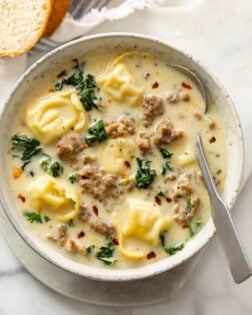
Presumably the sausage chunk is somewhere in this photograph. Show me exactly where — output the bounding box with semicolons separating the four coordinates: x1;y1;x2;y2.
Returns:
174;193;200;224
173;173;192;200
57;132;83;161
137;131;151;155
142;92;164;127
153;119;184;146
105;116;135;138
79;207;115;236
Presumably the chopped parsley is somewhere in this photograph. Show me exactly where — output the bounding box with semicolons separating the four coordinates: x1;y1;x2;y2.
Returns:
24;211;50;224
11;134;42;169
157;190;165;197
40;155;63;177
161;161;173;175
135;157;157;189
186;198;192;213
54;62;99;111
66;220;75;227
69;174;77;184
160;148;173;159
86;245;95;255
216;169;222;175
188;224;195;238
196;216;202;226
159;231;166;247
96;236;117;265
84;119;107;145
165;242;185;256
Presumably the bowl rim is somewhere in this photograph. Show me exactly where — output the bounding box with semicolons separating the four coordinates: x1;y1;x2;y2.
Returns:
0;32;245;282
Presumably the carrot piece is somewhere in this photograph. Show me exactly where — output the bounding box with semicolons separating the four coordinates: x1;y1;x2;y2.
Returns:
13;168;22;179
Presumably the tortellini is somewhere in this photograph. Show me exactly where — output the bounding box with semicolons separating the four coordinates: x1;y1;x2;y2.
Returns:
99;138;137;176
26;90;86;144
27;175;80;222
113;198;173;259
97;63;143;107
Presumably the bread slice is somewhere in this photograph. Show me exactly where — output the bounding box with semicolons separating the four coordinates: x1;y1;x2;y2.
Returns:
0;0;52;57
43;0;70;37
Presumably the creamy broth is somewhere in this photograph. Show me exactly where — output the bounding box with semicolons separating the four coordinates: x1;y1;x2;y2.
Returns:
7;51;227;269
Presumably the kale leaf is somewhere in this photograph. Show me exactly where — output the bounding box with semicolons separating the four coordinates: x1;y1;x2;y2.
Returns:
165;242;185;256
135;157;156;189
54;63;98;111
11;134;42;168
84;119;107;145
160;148;173;159
96;236;117;265
40;155;63;177
161;161;173;175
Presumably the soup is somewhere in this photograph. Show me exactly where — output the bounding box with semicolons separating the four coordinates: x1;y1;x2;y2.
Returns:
7;51;227;269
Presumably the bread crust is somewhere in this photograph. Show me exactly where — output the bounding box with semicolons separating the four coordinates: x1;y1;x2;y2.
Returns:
43;0;70;37
0;0;53;58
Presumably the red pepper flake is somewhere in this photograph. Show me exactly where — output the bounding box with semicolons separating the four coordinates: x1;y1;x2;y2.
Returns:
183;224;189;229
155;195;162;205
181;82;192;89
18;194;26;203
147;251;156;259
209;136;216;144
166;197;172;203
57;70;66;78
124;161;131;168
112;238;119;245
72;58;78;63
152;81;159;89
92;205;99;216
78;231;85;238
48;88;55;93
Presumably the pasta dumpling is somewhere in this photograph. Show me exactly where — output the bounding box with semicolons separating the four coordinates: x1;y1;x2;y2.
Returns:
99;138;137;176
97;63;143;107
113;198;173;259
27;175;80;222
26;90;86;144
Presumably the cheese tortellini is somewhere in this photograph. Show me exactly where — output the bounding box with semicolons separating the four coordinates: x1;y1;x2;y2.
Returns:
97;63;143;107
26;90;86;144
113;198;173;259
99;138;137;176
27;175;80;222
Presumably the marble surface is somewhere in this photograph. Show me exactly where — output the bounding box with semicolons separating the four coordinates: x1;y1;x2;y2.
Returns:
1;0;252;313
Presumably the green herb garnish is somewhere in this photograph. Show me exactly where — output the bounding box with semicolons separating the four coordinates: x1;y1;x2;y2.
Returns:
86;245;95;255
196;216;202;226
54;63;99;111
165;242;185;256
69;174;77;184
40;156;63;177
135;157;156;189
159;231;166;247
24;211;50;224
161;161;173;175
160;148;173;159
186;198;192;213
188;224;195;238
11;134;42;168
96;236;117;265
157;190;165;197
84;119;107;145
216;169;222;175
67;220;75;227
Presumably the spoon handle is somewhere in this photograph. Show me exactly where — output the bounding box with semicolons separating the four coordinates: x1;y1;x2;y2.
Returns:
195;134;251;283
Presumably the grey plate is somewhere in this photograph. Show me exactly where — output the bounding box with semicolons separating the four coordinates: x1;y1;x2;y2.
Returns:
0;204;200;307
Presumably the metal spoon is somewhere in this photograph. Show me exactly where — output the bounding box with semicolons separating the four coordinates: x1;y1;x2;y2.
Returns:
195;134;251;283
169;64;208;114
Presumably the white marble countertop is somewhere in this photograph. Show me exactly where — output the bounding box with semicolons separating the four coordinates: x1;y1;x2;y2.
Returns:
1;0;252;313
